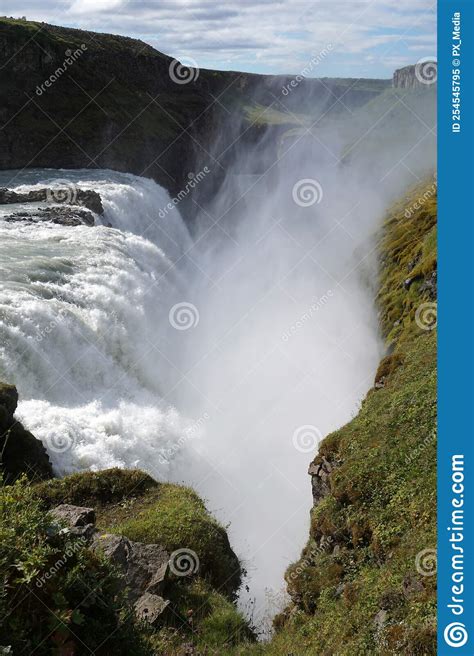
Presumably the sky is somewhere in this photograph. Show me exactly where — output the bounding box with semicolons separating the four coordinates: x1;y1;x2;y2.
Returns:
1;0;437;78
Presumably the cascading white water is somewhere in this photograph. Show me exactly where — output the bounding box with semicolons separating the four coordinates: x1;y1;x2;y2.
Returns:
0;160;388;629
0;170;197;475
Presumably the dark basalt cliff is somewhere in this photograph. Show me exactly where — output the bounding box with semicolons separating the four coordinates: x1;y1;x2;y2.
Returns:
0;18;389;198
393;62;437;89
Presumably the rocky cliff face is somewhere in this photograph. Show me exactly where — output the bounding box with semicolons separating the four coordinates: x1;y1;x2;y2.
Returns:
393;62;437;89
0;18;389;201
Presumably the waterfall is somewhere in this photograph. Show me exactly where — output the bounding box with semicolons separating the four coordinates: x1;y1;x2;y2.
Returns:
0;161;387;627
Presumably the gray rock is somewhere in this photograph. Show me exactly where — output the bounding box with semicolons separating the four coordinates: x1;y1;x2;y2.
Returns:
308;456;336;506
92;533;130;569
68;524;97;541
402;574;424;597
127;542;169;597
134;592;169;625
0;187;104;215
419;271;437;300
335;582;345;597
50;504;95;528
374;609;387;631
5;206;96;226
91;533;169;602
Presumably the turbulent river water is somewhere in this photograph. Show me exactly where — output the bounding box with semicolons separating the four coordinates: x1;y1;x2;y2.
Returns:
0;166;383;626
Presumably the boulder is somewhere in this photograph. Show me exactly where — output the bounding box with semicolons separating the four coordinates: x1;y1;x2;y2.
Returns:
91;533;169;602
0;382;52;482
50;504;96;527
134;592;169;626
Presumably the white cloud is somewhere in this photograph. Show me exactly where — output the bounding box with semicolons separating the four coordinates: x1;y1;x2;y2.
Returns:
2;0;437;76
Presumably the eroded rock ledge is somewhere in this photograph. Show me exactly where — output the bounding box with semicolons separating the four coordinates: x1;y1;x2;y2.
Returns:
50;503;171;625
0;186;104;226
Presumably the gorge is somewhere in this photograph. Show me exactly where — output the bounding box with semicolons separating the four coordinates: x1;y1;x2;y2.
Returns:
0;16;437;656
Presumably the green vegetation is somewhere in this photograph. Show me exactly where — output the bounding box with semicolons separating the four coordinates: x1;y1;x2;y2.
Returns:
35;468;242;599
35;467;157;508
109;484;242;597
0;476;149;655
147;579;253;654
30;468;252;653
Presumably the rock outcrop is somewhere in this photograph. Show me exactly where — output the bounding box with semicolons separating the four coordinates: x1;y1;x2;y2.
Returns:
0;185;104;225
49;502;171;625
0;382;52;482
0;187;104;214
308;455;337;506
393;62;437;89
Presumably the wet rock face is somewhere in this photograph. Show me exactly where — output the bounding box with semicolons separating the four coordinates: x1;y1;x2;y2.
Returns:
0;187;104;214
0;382;53;482
0;186;103;226
5;205;96;226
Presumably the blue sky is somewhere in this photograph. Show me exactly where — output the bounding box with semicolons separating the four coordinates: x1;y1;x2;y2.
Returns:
2;0;437;78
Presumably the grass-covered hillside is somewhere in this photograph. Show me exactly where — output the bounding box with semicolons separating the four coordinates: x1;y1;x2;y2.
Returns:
0;468;253;654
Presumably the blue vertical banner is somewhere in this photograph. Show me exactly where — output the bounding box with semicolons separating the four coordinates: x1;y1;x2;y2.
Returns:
438;0;474;653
